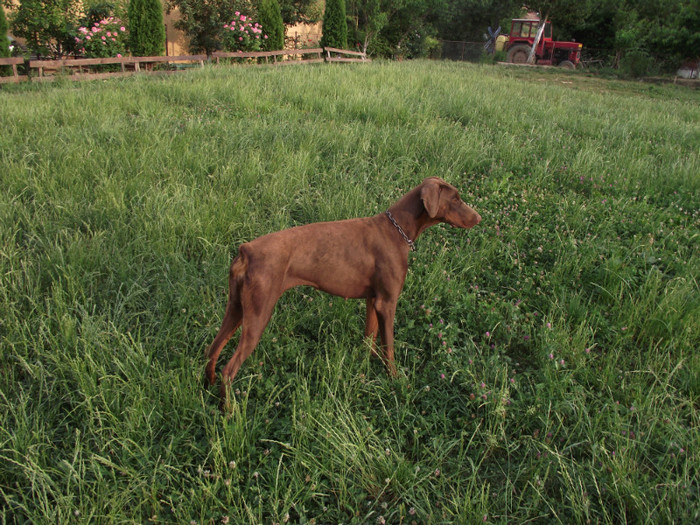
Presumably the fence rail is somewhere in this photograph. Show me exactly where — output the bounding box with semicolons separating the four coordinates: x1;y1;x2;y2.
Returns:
2;48;367;84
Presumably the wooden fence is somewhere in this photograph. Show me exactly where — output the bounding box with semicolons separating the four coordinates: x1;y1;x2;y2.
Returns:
0;47;368;84
324;47;371;63
212;48;324;65
28;55;207;82
0;57;27;84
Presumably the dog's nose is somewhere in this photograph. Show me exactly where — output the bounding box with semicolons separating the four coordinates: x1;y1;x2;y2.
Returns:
474;213;482;225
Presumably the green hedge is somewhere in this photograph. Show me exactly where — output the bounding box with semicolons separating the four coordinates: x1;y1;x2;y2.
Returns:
320;0;348;49
128;0;166;56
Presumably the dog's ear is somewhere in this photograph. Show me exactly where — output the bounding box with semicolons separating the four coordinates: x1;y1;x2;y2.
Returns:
420;180;441;218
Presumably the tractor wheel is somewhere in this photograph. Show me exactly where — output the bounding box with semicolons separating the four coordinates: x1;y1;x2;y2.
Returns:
506;44;531;64
559;60;576;69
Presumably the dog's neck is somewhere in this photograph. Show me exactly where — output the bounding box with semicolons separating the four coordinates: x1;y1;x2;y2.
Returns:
385;186;439;243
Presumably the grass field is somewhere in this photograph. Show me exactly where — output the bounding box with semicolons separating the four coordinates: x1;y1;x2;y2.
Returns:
1;61;699;524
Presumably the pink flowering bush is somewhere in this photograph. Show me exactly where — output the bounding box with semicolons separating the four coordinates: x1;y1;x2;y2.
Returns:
74;17;128;58
221;12;268;52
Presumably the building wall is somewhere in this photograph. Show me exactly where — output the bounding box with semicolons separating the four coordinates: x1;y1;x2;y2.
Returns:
286;21;322;49
164;8;188;56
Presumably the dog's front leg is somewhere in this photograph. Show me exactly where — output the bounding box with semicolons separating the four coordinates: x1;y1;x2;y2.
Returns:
364;297;381;358
374;296;399;377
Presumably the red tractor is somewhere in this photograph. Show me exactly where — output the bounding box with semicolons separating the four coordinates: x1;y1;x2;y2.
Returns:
496;19;582;69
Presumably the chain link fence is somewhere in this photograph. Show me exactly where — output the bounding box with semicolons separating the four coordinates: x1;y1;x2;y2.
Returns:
440;40;486;62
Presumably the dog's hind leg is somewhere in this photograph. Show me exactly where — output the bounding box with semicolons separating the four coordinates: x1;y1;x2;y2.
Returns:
219;274;282;405
205;257;244;386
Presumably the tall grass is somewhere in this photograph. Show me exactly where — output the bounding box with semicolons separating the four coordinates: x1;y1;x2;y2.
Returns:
1;61;698;523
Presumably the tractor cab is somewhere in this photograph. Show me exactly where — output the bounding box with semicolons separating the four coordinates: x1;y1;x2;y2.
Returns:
511;19;552;41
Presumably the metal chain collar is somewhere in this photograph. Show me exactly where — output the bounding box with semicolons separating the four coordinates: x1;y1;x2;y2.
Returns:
385;211;416;252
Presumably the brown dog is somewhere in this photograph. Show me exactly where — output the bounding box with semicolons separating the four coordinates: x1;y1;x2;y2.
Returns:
206;177;481;404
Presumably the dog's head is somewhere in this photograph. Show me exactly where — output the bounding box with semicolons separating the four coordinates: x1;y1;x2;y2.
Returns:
420;177;481;228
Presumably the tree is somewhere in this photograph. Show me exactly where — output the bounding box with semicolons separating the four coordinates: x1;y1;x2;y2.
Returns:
661;0;700;57
370;0;446;58
1;5;10;58
258;0;284;50
128;0;165;56
524;0;596;32
435;0;519;42
83;2;123;27
10;0;81;57
347;0;387;52
278;0;322;26
320;0;348;49
616;0;700;58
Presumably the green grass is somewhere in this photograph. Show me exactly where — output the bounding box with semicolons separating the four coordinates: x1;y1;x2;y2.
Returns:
1;61;699;524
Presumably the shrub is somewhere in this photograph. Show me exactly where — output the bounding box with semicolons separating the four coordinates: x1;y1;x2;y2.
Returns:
404;27;440;59
619;48;657;78
167;0;257;55
128;0;165;56
258;0;284;51
221;12;267;52
10;0;81;57
74;17;128;58
424;35;441;58
320;0;348;49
